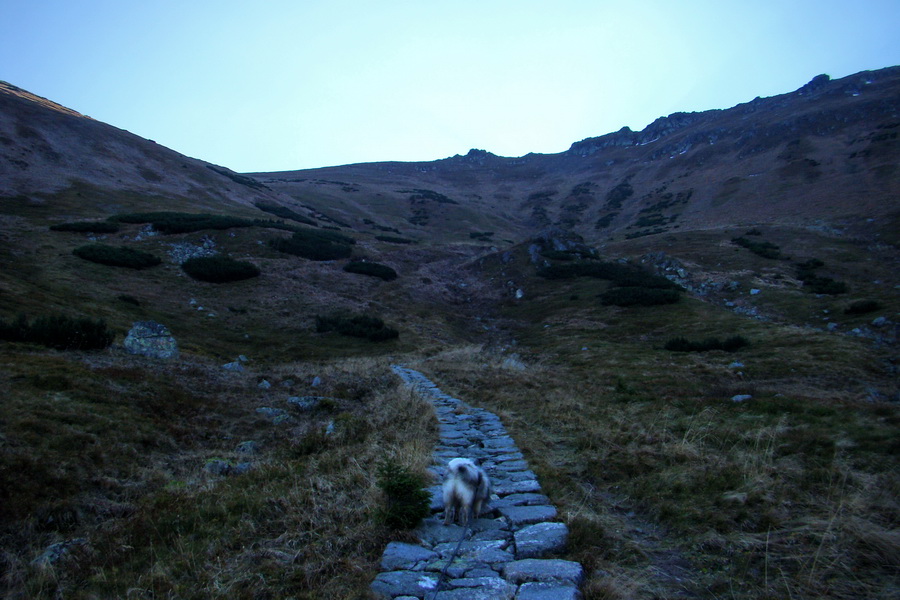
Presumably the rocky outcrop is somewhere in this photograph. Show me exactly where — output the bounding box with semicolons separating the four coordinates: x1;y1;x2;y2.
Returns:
122;321;179;359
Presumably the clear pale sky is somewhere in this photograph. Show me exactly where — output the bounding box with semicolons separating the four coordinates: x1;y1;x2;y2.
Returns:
2;1;899;172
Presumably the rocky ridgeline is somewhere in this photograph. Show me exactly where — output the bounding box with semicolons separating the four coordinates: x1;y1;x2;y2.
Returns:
371;366;583;600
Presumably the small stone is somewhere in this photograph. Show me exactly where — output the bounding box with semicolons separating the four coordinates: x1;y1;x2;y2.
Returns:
204;459;232;476
515;522;568;558
872;317;887;327
238;354;249;362
371;570;439;599
311;375;322;387
222;361;244;372
750;288;761;295
499;504;557;526
731;394;753;403
516;582;582;600
257;379;272;389
235;441;259;454
502;559;584;585
380;542;438;571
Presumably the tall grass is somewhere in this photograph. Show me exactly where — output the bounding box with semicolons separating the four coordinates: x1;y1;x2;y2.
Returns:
415;344;900;599
0;353;436;599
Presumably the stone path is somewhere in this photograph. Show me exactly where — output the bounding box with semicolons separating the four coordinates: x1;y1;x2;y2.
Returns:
371;366;584;600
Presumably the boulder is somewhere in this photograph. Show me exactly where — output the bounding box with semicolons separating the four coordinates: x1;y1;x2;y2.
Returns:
123;321;178;359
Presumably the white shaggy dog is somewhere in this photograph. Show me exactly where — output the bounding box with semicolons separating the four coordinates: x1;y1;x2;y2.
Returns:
442;457;491;526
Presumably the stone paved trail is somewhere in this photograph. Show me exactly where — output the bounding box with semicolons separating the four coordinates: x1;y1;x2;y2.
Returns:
371;366;584;600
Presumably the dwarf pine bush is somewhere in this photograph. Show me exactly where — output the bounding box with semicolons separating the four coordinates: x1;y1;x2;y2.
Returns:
51;221;120;233
844;300;881;315
181;256;260;283
600;287;681;307
343;261;398;281
664;335;749;352
269;228;355;261
315;314;399;342
376;459;431;529
0;314;114;350
73;244;162;269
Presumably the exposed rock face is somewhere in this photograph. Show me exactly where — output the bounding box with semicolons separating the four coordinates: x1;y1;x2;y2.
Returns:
123;321;179;359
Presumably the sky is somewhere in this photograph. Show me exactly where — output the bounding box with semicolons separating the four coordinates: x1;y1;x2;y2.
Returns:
2;1;899;173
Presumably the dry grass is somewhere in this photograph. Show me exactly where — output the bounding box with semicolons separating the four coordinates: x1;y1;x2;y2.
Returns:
415;341;900;600
0;349;436;599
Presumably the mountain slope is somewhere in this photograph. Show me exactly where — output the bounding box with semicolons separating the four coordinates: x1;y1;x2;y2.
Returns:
252;67;900;245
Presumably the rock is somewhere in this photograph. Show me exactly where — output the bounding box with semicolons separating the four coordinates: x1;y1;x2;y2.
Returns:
750;288;761;295
731;394;753;403
236;441;259;454
32;538;87;567
371;570;439;599
439;577;517;599
380;542;438;571
231;462;254;475
502;559;584;585
222;361;244;372
728;361;745;369
123;321;179;359
514;522;568;558
498;505;557;526
238;354;249;362
204;459;232;476
516;582;582;600
721;491;748;505
258;379;272;389
311;375;322;387
872;316;888;327
501;355;527;371
256;407;290;424
287;396;323;411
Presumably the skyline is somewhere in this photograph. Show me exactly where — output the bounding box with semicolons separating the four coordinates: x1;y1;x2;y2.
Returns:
2;1;900;173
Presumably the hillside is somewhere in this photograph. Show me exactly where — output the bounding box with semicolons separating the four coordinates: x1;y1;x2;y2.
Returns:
252;68;900;246
0;69;898;599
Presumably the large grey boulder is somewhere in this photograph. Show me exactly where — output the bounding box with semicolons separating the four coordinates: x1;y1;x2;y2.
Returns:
123;321;179;359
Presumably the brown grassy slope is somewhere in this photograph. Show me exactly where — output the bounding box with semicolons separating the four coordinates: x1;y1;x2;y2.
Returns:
251;67;900;246
415;304;899;599
0;350;437;599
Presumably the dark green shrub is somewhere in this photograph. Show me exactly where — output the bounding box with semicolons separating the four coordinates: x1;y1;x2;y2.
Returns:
50;221;120;233
111;211;299;234
845;300;881;315
732;237;781;259
803;277;848;295
665;336;749;352
181;256;260;283
539;261;681;290
315;314;399;342
470;231;494;241
343;261;398;281
399;189;458;204
795;259;848;295
254;202;317;226
0;314;114;350
375;235;415;244
600;287;680;307
541;250;577;261
269;228;355;261
376;459;431;529
73;244;162;269
118;295;141;306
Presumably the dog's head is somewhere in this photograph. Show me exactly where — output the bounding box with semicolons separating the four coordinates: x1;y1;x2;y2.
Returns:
448;457;478;479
